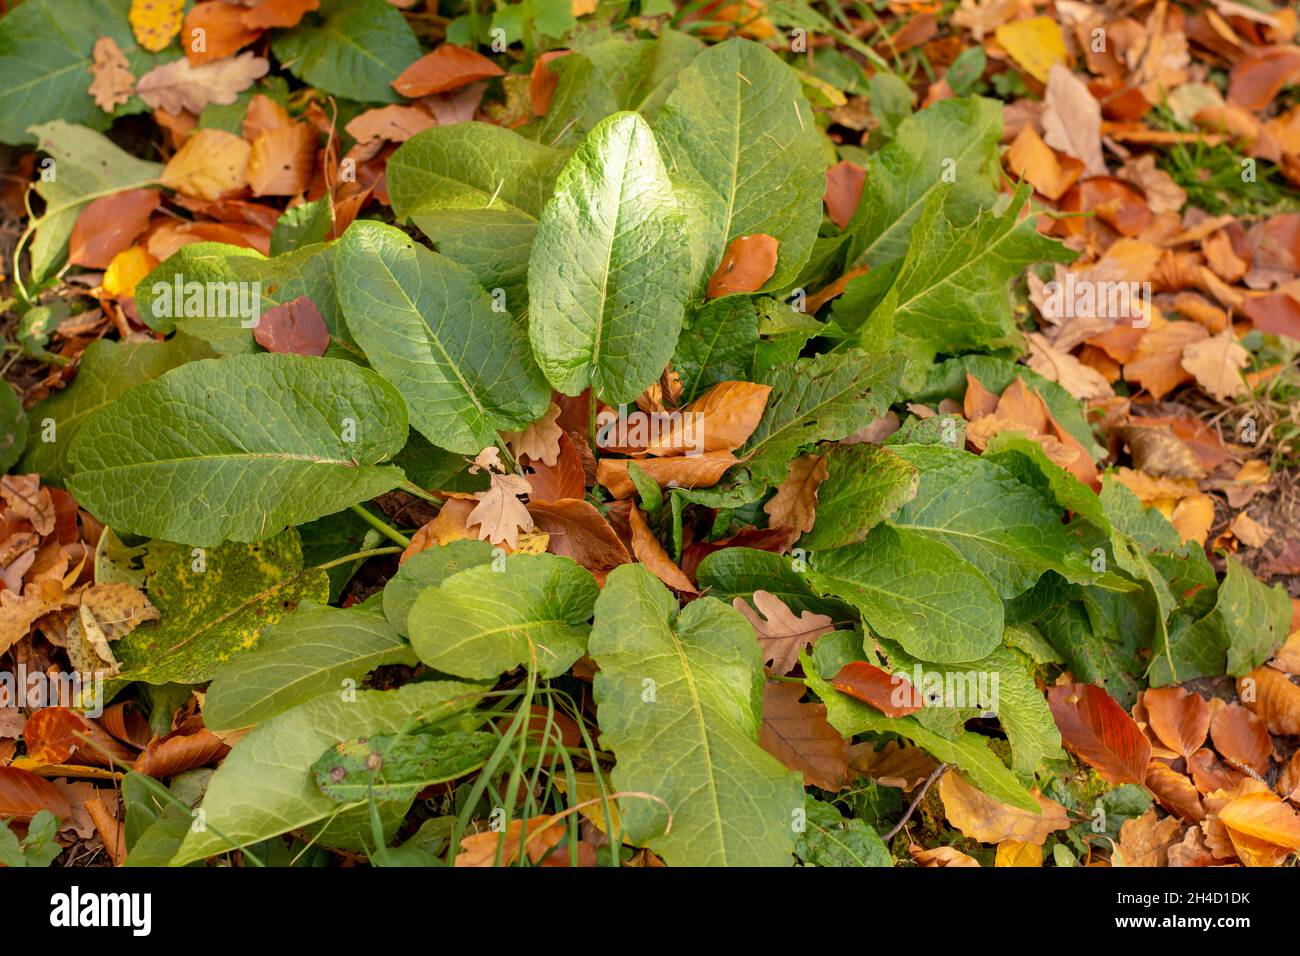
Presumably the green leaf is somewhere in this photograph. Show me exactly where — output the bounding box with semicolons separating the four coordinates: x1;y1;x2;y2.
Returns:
800;444;918;550
694;547;853;620
388;123;565;305
672;297;759;403
743;349;902;486
845;96;1002;268
205;604;416;731
110;530;329;686
654;38;825;293
20;336;213;485
887;443;1096;598
409;553;598;679
803;648;1037;811
270;198;332;256
0;384;27;474
67;353;407;546
312;730;497;802
381;539;494;637
336;220;549;454
297;508;377;601
806;523;1003;663
984;431;1109;535
25;121;162;282
271;0;419;103
174;681;484;865
795;797;892;867
588;564;803;866
528;111;690;404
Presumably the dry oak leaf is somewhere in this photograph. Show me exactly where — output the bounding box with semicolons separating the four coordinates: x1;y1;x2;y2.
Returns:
759;681;849;791
242;0;319;29
939;770;1069;846
1240;667;1300;736
1025;332;1113;400
1218;791;1300;853
994;840;1042;867
1166;825;1218;867
1180;330;1250;402
526;498;630;579
392;44;505;98
254;295;329;356
0;474;56;536
183;1;262;64
247;123;317;197
733;590;834;677
1115;809;1184;866
1041;63;1106;176
1211;702;1273;776
1141;686;1209;758
455;815;564;867
763;453;828;536
628;505;695;593
136;52;269;116
467;472;534;550
596;451;737;499
130;0;185;52
88;36;135;112
161;128;251;201
71;582;160;678
345;104;437;144
1048;682;1151;786
502;403;563;467
69;188;160;269
1124;321;1210;399
706;234;779;300
824;160;866;230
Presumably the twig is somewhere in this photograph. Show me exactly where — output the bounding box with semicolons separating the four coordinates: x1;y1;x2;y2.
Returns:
882;763;948;842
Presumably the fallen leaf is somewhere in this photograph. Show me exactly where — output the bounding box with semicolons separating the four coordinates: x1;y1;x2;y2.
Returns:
522;432;586;502
759;681;848;790
1048;682;1151;786
1189;747;1246;795
847;739;938;791
1240;667;1300;735
1230;512;1272;549
1025;332;1113;399
1180;330;1250;401
253;295;329;356
995;840;1043;866
939;770;1069;845
1228;46;1300;111
242;0;319;29
1210;702;1273;776
69;188;160;269
84;796;126;865
596;451;737;499
763;453;827;536
88;37;135;112
392;44;505;98
246;123;317;197
160;127;251;200
1003;125;1082;201
502;403;563;467
1142;686;1209;758
183;1;262;64
734;590;834;676
401;499;477;561
133;729;229;777
130;0;184;52
1041;63;1106;175
824;160;866;229
1145;760;1205;823
910;844;980;867
995;16;1066;83
467;473;534;550
1218;790;1300;852
0;766;71;822
1117;425;1204;479
1115;808;1183;866
706;234;779;299
1;475;56;535
628;505;695;593
455;814;564;866
1125;321;1210;399
136;52;269;115
829;660;924;718
1170;493;1214;546
345;104;437;144
526;498;630;578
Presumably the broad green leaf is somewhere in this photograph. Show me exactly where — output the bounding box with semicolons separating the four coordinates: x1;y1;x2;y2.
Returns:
806;523;1003;663
1100;479;1180;551
845;96;1002;268
887;443;1096;598
271;0;419;103
655;38;825;293
388;123;565;305
110;531;329;686
336;220;549;453
67;353;407;546
25;121;162;282
795;797;891;867
528;111;690;404
270;197;331;256
204;604;416;731
694;547;853;620
984;431;1109;535
799;444;918;550
312;731;497;802
20;336;214;485
123;770;211;867
803;648;1037;811
742;349;902;486
0;383;27;474
672;297;759;403
174;681;484;865
588;564;803;866
382;539;494;637
408;553;597;679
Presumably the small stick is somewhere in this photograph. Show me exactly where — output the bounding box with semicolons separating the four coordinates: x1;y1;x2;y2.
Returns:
882;763;949;842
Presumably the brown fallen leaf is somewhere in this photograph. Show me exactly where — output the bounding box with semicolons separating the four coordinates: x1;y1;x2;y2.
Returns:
160;128;251;200
1;474;57;535
1115;809;1184;866
939;770;1069;846
1025;332;1113;400
1229;512;1272;549
136;51;269;115
829;660;925;718
522;432;586;502
733;590;834;677
345;104;437;144
824;160;866;230
1041;63;1106;176
467;472;534;550
246;122;317;197
1141;686;1209;758
1240;667;1300;736
628;505;695;593
88;36;135;112
1003;125;1083;201
1047;682;1151;786
392;44;505;98
401;498;478;561
183;0;262;64
85;796;126;866
1166;825;1218;867
847;739;938;791
1145;760;1206;823
910;844;980;867
134;729;229;778
1117;425;1205;479
526;498;630;578
1125;321;1210;399
763;453;827;536
1181;330;1250;401
455;814;564;867
1218;790;1300;853
502;403;563;467
253;295;329;356
68;188;161;269
1210;702;1273;775
0;766;71;822
596;451;737;499
22;708;137;768
759;681;849;790
705;234;779;300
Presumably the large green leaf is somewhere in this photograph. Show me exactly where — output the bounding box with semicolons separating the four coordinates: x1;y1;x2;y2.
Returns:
654;37;825;293
312;731;497;802
20;336;214;485
336;220;549;454
527;111;690;404
887;443;1096;599
694;547;853;620
111;531;329;686
795;797;892;867
67;353;406;546
25;121;162;282
408;553;598;680
805;523;1003;663
845;96;1002;268
271;0;419;103
173;681;483;865
204;604;416;731
388;123;565;305
671;297;759;402
381;539;494;637
742;349;901;486
800;444;918;551
588;564;803;866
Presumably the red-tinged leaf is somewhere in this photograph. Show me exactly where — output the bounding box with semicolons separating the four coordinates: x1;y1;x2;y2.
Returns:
133;729;230;778
1187;747;1246;795
1046;682;1151;786
527;497;630;579
1141;686;1209;758
68;188;160;268
392;44;504;98
705;234;779;299
830;660;922;717
530;49;570;116
0;766;71;822
1241;294;1300;340
241;0;319;29
253;295;329;356
824;160;866;230
22;708;138;768
183;0;262;64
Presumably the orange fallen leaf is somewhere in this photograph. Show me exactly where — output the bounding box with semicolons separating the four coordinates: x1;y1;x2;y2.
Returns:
392;44;505;98
939;770;1069;845
161;127;251;200
628;505;695;593
526;498;630;578
824;160;866;229
69;188;160;269
102;246;159;299
1141;686;1209;758
455;814;565;867
829;660;922;717
763;453;827;536
705;234;779;299
183;0;262;64
246;123;317;197
1218;790;1300;852
241;0;319;29
1240;667;1300;736
596;451;737;499
1048;682;1151;786
759;681;848;790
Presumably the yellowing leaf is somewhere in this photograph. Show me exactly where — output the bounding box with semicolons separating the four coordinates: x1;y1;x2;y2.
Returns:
938;769;1069;845
102;246;159;298
1181;330;1250;401
130;0;185;53
160;128;251;200
995;839;1043;867
995;16;1066;84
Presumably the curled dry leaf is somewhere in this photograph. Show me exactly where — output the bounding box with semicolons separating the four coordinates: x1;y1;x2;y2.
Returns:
136;52;269;116
596;451;737;499
763;453;828;536
161;128;252;201
1218;791;1300;853
1240;667;1300;736
706;234;779;300
759;681;849;791
1003;125;1083;201
88;37;135;112
1141;686;1209;758
133;729;230;778
733;590;834;677
0;766;71;822
829;660;922;718
1170;493;1214;547
526;498;630;578
502;403;563;467
1144;760;1205;823
1047;682;1151;786
455;814;564;867
1025;332;1113;400
84;796;126;866
939;770;1069;846
627;505;695;593
1124;321;1210;400
69;188;161;269
1188;747;1246;796
393;44;505;98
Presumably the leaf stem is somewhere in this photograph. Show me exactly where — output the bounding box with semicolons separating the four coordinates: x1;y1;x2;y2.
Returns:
347;504;411;548
399;480;443;506
314;546;403;571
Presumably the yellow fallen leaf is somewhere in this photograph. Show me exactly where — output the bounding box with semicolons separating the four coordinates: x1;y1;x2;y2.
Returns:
102;246;159;299
1170;494;1215;546
160;128;250;200
939;770;1069;845
130;0;184;53
995;839;1043;867
995;16;1066;83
